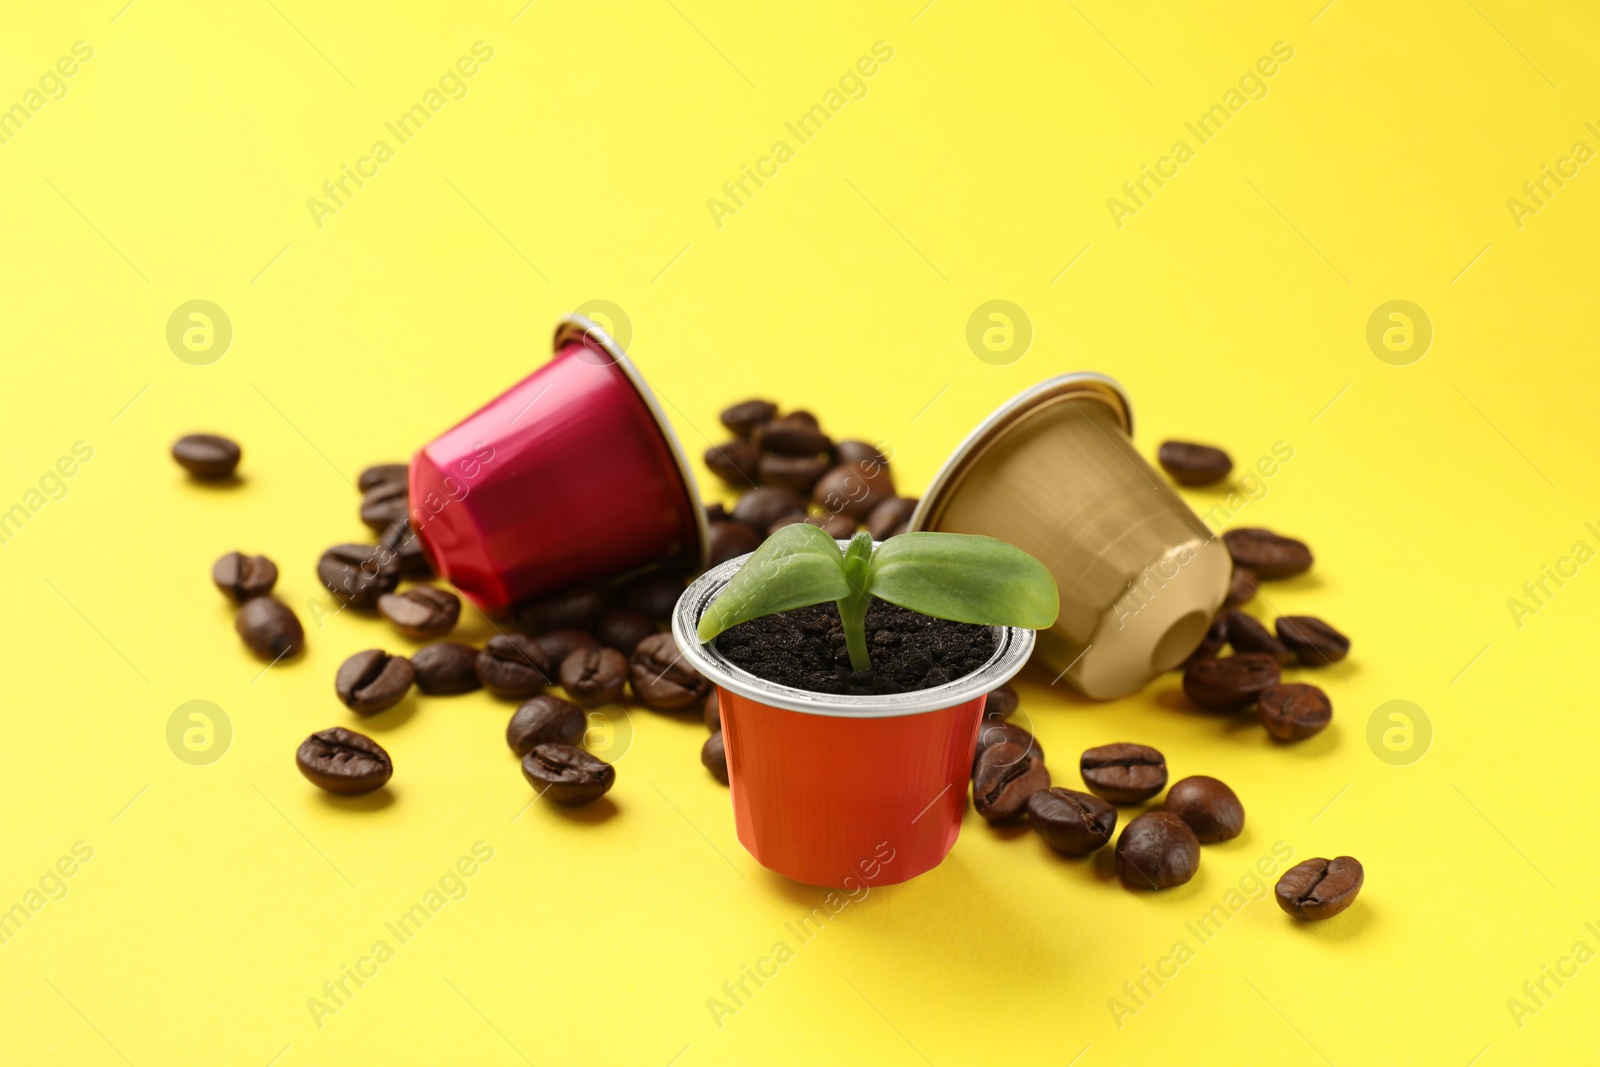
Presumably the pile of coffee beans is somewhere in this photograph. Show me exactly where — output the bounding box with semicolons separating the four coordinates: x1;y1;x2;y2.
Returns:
703;398;919;566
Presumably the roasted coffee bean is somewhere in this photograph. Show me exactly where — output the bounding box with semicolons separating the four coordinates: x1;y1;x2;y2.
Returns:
705;440;761;486
834;440;887;468
358;463;408;491
212;551;277;603
380;519;433;579
730;487;808;532
1163;776;1244;843
1224;610;1294;665
1182;653;1280;712
720;398;778;437
594;608;657;655
705;501;729;524
475;634;553;698
561;647;628;706
533;628;600;665
972;741;1051;822
709;520;763;567
521;743;614;805
172;433;241;479
618;571;686;620
703;689;721;732
1116;811;1200;889
865;497;917;540
317;543;400;609
410;642;482;694
973;721;1043;771
377;586;460;641
1222;528;1313;579
296;727;392;795
755;415;832;456
702;730;729;784
1080;743;1168;804
984;683;1019;720
759;452;831;492
235;597;304;660
1182;612;1229;668
629;632;711;709
1276;615;1350;666
812;461;895;520
513;586;607;634
1157;440;1232;486
334;649;415;714
359;479;409;531
1259;682;1332;741
1275;856;1364;920
785;410;820;428
1225;566;1258;607
505;694;586;755
1028;788;1117;856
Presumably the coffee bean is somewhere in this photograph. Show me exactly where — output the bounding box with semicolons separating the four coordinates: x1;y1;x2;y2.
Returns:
703;689;721;732
595;608;657;655
784;410;820;428
972;742;1051;822
235;597;304;660
1163;776;1244;843
1182;654;1280;712
1157;441;1232;486
704;501;728;524
317;543;400;609
730;487;808;532
1275;856;1363;920
358;463;408;492
720;399;778;437
758;452;831;493
705;440;761;486
1222;528;1313;579
334;649;415;714
521;743;614;805
1276;615;1350;666
865;497;917;540
296;727;392;795
1182;612;1229;668
380;519;433;579
1259;682;1332;741
512;586;607;633
629;632;710;709
709;520;762;567
618;571;686;620
561;647;628;706
1225;566;1258;607
1028;787;1117;855
475;634;553;699
377;586;460;641
1080;743;1167;804
1225;610;1293;665
212;551;277;603
533;628;600;665
834;440;886;468
755;415;832;456
410;642;482;694
172;433;241;479
1116;811;1200;889
505;694;586;755
360;479;409;531
702;730;729;785
973;720;1043;772
812;461;894;520
984;683;1019;720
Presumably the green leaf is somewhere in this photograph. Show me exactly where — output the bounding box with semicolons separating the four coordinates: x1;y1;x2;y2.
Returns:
866;532;1059;629
695;522;851;641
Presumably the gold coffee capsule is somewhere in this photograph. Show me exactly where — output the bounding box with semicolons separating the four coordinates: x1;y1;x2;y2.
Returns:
911;374;1229;699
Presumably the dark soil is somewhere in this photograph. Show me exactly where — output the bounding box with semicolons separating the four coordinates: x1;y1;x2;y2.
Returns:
713;599;998;696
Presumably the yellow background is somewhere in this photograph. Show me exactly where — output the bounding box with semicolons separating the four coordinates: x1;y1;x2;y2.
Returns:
3;1;1597;1063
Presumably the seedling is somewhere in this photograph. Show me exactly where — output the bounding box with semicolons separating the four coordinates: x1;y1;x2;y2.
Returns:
697;526;1059;671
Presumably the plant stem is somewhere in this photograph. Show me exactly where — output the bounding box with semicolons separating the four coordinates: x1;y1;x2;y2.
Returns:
838;531;874;671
